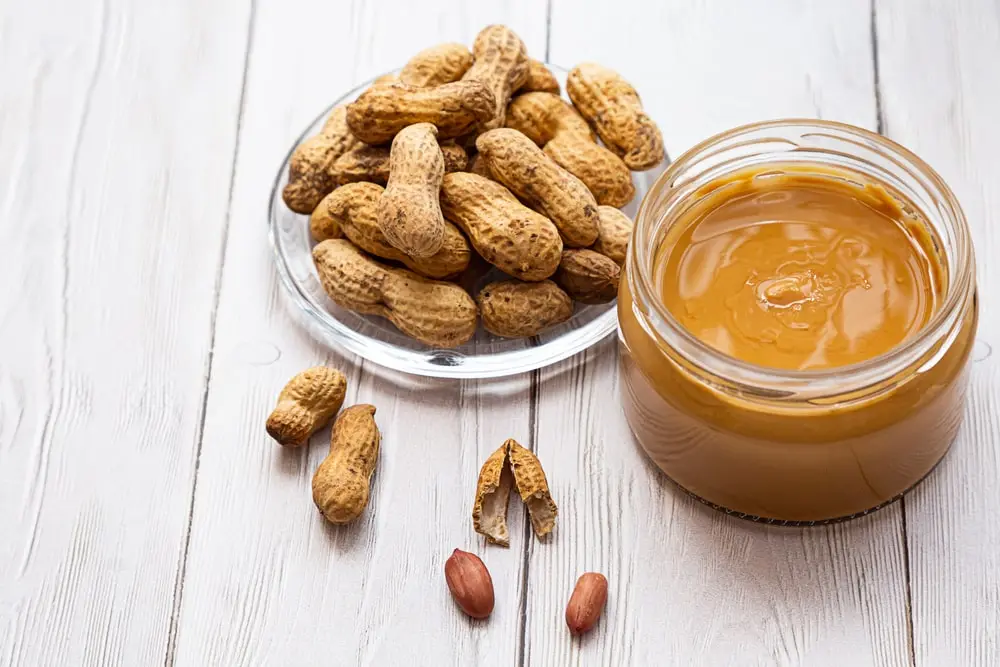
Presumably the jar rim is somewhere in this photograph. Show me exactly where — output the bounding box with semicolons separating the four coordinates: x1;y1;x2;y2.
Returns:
628;118;976;393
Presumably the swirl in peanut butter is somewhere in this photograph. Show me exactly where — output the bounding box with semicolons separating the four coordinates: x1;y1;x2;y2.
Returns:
657;168;942;370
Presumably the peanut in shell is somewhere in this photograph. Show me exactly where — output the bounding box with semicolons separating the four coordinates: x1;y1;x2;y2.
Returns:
378;123;447;258
440;172;563;281
315;183;470;279
566;63;665;170
313;239;478;348
477;280;573;338
476;128;599;248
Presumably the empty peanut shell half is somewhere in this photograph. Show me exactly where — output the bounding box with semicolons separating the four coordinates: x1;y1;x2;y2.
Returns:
473;438;557;544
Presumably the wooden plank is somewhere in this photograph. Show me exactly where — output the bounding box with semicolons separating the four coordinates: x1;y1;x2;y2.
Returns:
0;0;251;665
875;1;1000;664
169;2;548;665
523;2;913;665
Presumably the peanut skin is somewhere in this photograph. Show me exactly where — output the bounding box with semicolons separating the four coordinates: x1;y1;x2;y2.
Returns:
379;123;447;258
566;63;665;170
507;92;634;207
265;366;347;447
566;573;609;636
346;79;496;144
331;142;467;186
399;42;474;87
440;172;563;281
283;105;361;214
555;248;621;304
592;206;633;265
314;182;470;279
445;549;495;619
517;59;560;95
476;128;599;248
313;239;478;347
477;280;573;338
312;404;380;524
462;25;529;131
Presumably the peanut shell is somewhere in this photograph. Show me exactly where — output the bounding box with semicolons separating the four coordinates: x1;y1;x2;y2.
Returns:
440;172;563;281
544;134;635;208
316;182;470;279
507;93;633;207
517;59;560;94
507;438;558;538
313;239;478;348
283;105;361;213
472;443;515;546
592;206;633;265
346;80;496;145
399;42;474;87
378;123;447;258
477;280;573;338
473;438;558;544
265;366;347;447
506;92;592;145
476;128;599;248
462;25;529;131
312;404;380;524
331;142;467;186
566;63;665;170
465;152;494;180
555;248;621;304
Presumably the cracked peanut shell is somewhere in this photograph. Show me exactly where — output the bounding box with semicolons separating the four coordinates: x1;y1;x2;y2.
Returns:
566;63;665;170
477;280;573;338
313;239;478;348
472;443;515;546
314;182;470;279
473;438;558;544
440;172;563;281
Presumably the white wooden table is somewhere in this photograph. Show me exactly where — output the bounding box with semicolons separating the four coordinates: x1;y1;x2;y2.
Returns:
2;1;998;665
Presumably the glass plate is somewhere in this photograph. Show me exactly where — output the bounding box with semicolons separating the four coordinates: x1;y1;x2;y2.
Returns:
268;65;666;379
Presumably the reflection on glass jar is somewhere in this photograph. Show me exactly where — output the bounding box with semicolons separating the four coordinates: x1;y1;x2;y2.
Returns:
619;120;977;523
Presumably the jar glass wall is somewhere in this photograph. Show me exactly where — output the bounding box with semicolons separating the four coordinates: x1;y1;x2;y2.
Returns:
618;119;978;523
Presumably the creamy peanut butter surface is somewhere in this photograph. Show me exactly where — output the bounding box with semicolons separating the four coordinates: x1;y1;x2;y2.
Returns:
658;168;942;370
619;164;975;522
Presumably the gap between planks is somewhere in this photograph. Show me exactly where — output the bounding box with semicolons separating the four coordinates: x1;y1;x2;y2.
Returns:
162;2;259;665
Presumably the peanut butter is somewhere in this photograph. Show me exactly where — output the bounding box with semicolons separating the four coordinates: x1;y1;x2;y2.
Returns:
658;167;943;370
619;161;977;522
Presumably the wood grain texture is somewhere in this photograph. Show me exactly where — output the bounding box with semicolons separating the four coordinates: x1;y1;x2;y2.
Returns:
0;0;251;665
523;2;912;665
876;1;1000;664
169;2;547;665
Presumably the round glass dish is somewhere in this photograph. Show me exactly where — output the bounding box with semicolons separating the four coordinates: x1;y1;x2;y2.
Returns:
270;65;666;379
619;119;977;524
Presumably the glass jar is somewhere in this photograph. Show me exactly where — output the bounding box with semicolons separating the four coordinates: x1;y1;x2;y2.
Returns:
618;119;978;524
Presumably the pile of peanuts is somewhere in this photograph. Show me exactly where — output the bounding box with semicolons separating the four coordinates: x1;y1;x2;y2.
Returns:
283;25;664;348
